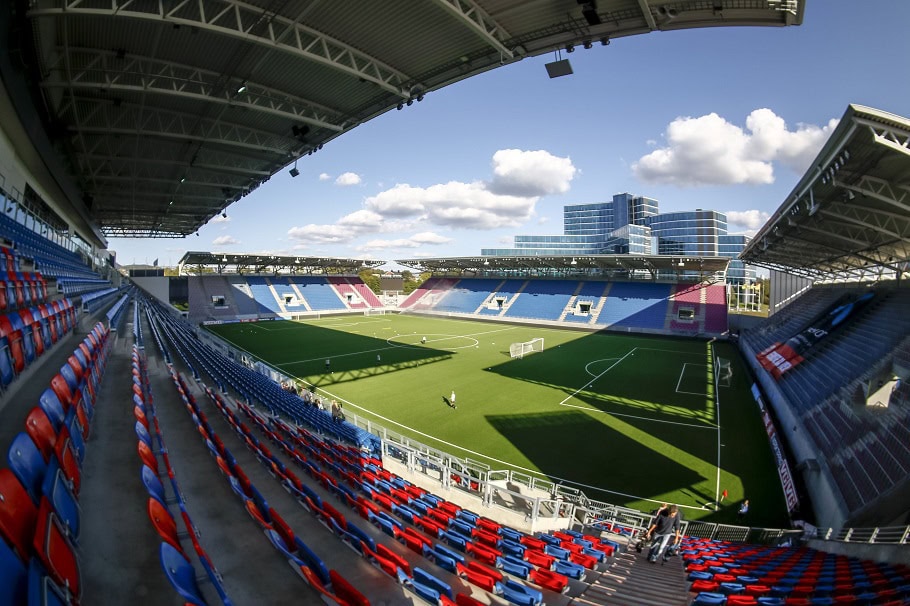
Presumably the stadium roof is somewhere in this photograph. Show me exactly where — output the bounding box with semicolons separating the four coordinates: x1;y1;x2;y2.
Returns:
396;254;729;277
8;0;803;239
177;251;382;274
740;105;910;281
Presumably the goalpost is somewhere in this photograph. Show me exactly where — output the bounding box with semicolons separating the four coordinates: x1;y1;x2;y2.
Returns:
715;357;733;387
364;308;387;316
510;337;544;359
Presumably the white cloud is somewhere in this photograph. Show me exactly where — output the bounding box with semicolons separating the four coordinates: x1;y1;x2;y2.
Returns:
319;173;331;181
538;216;550;224
487;149;576;197
727;210;770;235
357;231;454;252
210;214;231;223
633;109;837;186
335;172;362;186
290;149;576;244
212;235;239;246
365;180;542;230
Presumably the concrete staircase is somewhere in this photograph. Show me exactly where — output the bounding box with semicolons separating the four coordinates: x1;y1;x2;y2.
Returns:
573;541;689;606
588;283;613;325
473;279;507;314
497;280;528;316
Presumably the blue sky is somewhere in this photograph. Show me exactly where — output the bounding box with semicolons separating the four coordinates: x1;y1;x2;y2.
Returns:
108;1;910;268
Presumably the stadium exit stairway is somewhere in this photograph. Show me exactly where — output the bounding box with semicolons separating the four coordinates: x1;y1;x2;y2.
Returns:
571;539;689;606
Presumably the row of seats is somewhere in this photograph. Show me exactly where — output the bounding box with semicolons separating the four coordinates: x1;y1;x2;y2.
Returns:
0;300;77;389
401;277;728;334
81;287;120;313
2;271;49;310
0;213;100;283
225;392;597;604
145;298;377;452
140;292;632;605
0;321;112;605
185;375;374;605
216;389;551;605
684;536;910;605
131;346;234;605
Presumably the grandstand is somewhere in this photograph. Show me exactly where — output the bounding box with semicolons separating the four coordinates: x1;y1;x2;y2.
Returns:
4;2;910;606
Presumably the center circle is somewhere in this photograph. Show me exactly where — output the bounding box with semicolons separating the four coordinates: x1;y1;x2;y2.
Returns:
585;358;620;377
387;333;479;351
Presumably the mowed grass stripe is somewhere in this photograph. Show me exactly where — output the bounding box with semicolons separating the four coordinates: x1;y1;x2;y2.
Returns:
206;314;789;526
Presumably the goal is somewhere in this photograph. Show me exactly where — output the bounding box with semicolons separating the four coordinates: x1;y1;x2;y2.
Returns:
715;357;733;387
364;308;387;316
510;338;544;359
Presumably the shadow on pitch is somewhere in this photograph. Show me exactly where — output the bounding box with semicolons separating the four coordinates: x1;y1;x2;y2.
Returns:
485;409;705;503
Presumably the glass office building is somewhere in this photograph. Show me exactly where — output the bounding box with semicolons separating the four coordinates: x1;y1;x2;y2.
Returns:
481;193;756;284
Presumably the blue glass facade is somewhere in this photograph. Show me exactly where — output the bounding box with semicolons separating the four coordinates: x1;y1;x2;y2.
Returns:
480;193;755;284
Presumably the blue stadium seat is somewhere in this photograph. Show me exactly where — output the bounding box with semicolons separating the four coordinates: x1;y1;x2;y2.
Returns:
27;558;71;606
0;537;27;605
413;568;454;600
502;579;543;606
159;542;208;605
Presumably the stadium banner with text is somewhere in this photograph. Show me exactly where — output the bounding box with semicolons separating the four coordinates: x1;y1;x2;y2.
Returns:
202;317;278;326
751;384;800;514
756;291;875;379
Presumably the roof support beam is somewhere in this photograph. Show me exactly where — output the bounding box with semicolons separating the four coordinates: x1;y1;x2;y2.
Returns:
857;117;910;159
431;0;514;59
57;100;294;155
42;49;345;131
28;0;411;96
835;175;910;215
636;0;658;30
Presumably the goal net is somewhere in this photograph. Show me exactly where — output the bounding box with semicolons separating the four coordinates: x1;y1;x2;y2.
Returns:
364;308;387;316
715;357;733;387
510;338;544;359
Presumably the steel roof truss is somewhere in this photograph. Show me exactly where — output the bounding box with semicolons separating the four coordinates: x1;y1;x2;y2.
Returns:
820;203;910;246
836;175;910;215
47;49;344;131
29;0;411;96
859;117;910;159
431;0;514;59
62;101;293;155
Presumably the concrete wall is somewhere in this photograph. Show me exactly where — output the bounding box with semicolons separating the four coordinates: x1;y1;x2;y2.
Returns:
132;277;170;305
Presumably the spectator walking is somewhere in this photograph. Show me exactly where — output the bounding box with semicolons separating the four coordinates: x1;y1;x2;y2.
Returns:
645;504;682;563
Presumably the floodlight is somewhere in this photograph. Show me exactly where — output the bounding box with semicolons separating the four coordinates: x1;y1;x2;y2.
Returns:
583;40;592;50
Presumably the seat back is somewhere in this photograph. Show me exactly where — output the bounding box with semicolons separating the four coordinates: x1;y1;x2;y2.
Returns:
27;559;73;606
0;336;15;386
141;465;168;506
0;537;27;605
32;507;81;599
159;542;206;606
328;570;370;606
7;432;48;505
41;473;80;541
147;498;182;555
25;407;59;462
137;441;158;472
0;468;39;561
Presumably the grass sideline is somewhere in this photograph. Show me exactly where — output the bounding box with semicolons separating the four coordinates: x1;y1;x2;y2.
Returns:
206;314;788;525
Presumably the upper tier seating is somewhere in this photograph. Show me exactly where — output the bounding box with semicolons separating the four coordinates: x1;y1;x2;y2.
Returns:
289;277;347;311
477;279;525;316
434;279;497;314
505;280;578;321
598;282;671;330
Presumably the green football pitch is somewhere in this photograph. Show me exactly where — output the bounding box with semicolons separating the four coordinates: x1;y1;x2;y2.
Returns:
205;314;788;526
